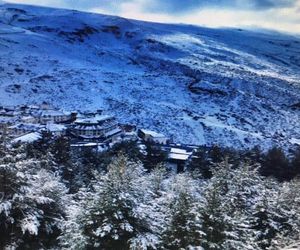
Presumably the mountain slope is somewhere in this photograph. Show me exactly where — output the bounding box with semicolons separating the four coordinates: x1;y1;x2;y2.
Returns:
0;3;300;149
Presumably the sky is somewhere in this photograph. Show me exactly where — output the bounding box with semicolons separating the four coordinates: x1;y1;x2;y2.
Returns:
4;0;300;33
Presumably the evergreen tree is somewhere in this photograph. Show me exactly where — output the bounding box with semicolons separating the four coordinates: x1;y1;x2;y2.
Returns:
260;147;290;181
188;147;212;179
291;147;300;177
25;130;53;158
50;136;71;165
68;148;107;192
148;164;168;196
162;174;202;249
0;126;9;153
61;154;158;250
0;145;68;249
143;141;167;171
268;178;300;249
209;145;224;164
200;161;262;250
242;145;263;165
199;165;233;250
110;141;144;162
250;183;295;249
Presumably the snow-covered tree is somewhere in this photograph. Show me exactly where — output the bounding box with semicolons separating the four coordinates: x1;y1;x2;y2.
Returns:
199;161;264;250
162;173;203;250
201;160;298;250
148;164;168;197
0;145;68;249
60;154;159;250
199;165;234;250
267;178;300;249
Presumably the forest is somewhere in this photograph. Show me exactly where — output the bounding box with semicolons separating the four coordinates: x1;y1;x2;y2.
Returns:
1;132;300;250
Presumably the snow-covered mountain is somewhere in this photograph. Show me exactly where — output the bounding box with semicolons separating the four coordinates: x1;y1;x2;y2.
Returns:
0;3;300;149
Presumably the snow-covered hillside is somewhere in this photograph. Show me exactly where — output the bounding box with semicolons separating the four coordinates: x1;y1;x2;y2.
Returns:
0;3;300;149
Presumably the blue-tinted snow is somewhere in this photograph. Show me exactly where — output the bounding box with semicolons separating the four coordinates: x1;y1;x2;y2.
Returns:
0;3;299;149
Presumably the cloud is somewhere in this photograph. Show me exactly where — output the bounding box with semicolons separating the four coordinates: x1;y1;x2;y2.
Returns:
5;0;298;13
62;0;119;10
4;0;300;33
142;0;298;14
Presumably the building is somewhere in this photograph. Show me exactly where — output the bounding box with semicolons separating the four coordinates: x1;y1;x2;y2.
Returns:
138;129;169;145
12;132;41;144
166;147;194;173
44;123;67;136
8;123;43;137
0;107;16;117
0;116;16;131
120;124;138;141
21;115;38;124
39;110;73;124
70;142;109;153
70;114;122;142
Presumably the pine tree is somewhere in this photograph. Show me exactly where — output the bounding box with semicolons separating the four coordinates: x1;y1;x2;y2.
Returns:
26;130;53;158
291;147;300;177
199;167;232;250
188;147;212;179
260;147;290;181
143;141;167;171
268;178;300;249
50;136;71;165
162;174;202;249
209;145;224;164
200;161;262;250
243;145;263;165
250;183;294;249
0;145;68;249
61;154;158;250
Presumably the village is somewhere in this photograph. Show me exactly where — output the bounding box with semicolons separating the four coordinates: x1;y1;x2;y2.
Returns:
0;103;199;173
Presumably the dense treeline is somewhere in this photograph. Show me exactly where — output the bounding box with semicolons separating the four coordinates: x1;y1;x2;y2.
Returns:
1;134;300;249
190;145;300;181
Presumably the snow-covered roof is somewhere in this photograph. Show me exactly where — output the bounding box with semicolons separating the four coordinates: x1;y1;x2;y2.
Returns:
140;129;166;138
168;153;190;161
12;132;41;143
170;148;190;155
124;131;137;136
40;109;71;117
45;123;67;132
3;106;15;111
21;115;35;119
71;142;98;147
75;114;113;124
21;116;36;121
9;123;43;130
168;147;193;161
27;105;40;109
104;127;122;137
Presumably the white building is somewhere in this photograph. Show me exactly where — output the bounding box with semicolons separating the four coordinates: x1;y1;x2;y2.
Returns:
70;114;122;141
39;110;72;124
138;129;169;145
44;123;67;136
167;147;194;173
